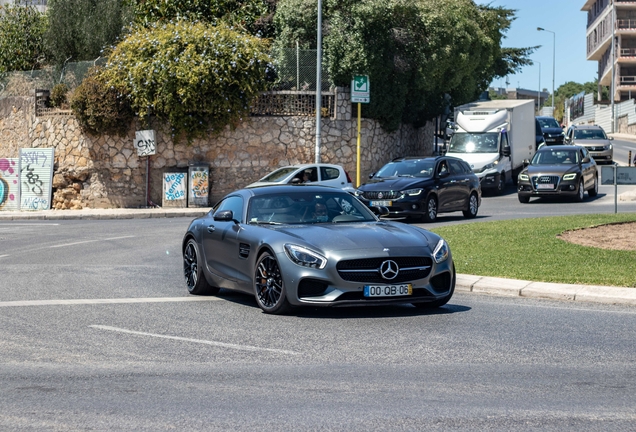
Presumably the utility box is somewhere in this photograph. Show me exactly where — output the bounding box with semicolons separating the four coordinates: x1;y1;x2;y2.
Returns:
188;163;210;207
162;172;187;208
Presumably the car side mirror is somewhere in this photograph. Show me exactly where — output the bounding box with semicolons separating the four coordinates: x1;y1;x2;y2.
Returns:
371;206;390;216
523;159;530;167
609;136;614;140
368;172;375;179
502;146;511;157
564;137;570;143
582;157;591;164
438;171;450;178
290;178;301;184
214;210;239;224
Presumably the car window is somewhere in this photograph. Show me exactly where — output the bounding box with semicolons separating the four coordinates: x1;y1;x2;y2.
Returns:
535;120;543;135
320;167;340;181
260;167;297;182
573;128;607;140
374;160;435;178
214;195;244;222
447;159;464;175
437;160;449;176
537;117;560;129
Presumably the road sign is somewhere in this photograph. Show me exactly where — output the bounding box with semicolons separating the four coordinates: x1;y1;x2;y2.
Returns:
351;75;370;103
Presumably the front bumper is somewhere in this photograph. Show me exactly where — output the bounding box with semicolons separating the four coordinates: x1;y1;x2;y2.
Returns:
517;177;580;197
276;249;455;307
478;171;502;190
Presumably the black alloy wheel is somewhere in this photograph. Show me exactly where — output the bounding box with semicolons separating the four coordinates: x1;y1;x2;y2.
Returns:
423;195;438;223
183;239;219;295
462;193;479;218
254;251;291;314
495;174;505;195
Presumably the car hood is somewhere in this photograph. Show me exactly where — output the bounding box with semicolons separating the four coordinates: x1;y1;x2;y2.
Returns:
542;127;564;136
358;177;430;191
273;221;439;253
526;164;577;175
573;139;609;146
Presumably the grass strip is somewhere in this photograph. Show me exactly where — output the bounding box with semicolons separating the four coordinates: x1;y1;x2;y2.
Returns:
430;213;636;288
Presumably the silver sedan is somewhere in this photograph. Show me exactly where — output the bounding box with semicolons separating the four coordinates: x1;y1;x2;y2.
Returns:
182;185;455;314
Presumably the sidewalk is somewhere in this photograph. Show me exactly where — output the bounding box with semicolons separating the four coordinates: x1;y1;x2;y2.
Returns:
1;207;634;307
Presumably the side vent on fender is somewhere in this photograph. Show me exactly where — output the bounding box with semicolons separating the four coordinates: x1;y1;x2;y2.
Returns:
239;243;250;259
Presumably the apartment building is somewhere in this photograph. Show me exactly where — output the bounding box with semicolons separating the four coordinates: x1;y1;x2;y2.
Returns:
0;0;47;12
584;0;636;101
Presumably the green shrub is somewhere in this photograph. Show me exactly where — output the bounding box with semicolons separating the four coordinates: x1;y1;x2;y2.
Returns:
99;20;271;142
70;67;134;136
0;4;48;74
49;83;69;108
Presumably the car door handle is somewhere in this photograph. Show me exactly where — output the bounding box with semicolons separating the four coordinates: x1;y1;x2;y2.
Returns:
207;225;215;233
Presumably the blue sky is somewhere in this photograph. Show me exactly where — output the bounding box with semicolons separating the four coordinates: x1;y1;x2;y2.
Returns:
477;0;597;92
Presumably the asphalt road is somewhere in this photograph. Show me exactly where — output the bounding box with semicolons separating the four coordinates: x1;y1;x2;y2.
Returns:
1;218;635;430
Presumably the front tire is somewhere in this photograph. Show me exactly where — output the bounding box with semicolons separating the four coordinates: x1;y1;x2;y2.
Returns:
254;251;291;314
588;175;598;197
422;195;438;223
462;193;479;218
574;179;585;202
495;174;505;195
183;239;220;295
518;194;530;203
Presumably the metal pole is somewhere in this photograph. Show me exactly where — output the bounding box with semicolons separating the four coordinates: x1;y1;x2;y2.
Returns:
614;165;617;214
537;61;541;114
537;28;555;113
296;41;299;91
356;103;361;187
611;2;616;133
315;0;322;164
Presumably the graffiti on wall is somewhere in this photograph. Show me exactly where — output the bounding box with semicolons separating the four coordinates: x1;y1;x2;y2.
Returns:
19;148;54;211
163;172;186;201
189;166;209;206
0;158;20;211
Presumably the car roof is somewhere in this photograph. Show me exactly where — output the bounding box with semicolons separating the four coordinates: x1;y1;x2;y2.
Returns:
537;145;581;152
389;156;458;163
239;184;348;197
570;124;603;130
275;163;343;170
536;116;557;120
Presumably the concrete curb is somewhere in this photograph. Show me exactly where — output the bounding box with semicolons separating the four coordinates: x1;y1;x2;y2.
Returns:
456;274;636;306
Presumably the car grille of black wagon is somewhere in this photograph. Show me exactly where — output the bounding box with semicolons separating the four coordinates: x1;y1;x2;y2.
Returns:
336;257;432;284
361;190;402;200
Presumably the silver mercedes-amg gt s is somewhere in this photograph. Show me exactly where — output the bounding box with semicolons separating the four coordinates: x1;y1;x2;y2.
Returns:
182;185;455;314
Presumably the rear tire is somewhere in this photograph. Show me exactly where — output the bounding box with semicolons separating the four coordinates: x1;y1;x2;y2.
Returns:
422;195;438;223
462;193;479;218
183;239;220;295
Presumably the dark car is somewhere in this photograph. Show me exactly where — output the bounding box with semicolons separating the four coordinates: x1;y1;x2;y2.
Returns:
537;116;565;145
535;118;546;150
182;185;456;314
354;156;481;222
517;145;598;203
564;124;613;164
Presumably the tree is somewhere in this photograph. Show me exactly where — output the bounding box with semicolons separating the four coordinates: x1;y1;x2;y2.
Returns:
274;0;535;131
130;0;278;38
96;20;272;141
549;80;607;123
0;4;48;74
45;0;133;66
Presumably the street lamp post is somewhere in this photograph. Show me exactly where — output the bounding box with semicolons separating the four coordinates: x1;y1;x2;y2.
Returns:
537;27;555;113
537;61;541;114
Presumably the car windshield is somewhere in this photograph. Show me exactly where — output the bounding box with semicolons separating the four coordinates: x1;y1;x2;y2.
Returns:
531;149;579;165
573;129;607;140
247;191;376;224
259;167;298;182
538;117;560;129
448;132;499;153
374;160;435;178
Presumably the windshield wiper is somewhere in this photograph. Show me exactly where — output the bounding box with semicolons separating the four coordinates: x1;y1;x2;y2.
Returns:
248;220;281;225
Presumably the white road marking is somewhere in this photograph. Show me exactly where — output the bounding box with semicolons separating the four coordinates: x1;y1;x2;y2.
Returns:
90;325;300;355
0;296;221;307
0;254;9;259
50;235;135;248
0;223;60;226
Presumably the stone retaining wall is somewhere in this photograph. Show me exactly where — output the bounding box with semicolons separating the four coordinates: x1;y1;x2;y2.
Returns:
0;91;434;209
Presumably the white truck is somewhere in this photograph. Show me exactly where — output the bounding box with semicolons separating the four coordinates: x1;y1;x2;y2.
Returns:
445;99;535;194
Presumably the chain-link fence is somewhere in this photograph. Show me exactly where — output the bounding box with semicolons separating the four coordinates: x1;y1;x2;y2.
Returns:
0;59;105;100
270;48;332;91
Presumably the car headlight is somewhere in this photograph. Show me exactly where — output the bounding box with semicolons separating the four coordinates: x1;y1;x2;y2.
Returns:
354;190;363;197
519;173;529;181
401;188;423;197
284;244;327;269
481;162;496;171
433;239;449;264
607;144;612;150
563;173;577;181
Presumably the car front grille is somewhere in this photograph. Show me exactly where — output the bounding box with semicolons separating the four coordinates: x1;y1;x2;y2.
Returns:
337;256;432;283
531;175;560;191
588;146;606;152
360;190;401;200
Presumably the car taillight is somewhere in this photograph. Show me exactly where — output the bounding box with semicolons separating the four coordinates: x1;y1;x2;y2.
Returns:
345;171;353;183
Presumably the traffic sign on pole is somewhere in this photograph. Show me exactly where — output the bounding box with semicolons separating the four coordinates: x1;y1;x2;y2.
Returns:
351;75;370;103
